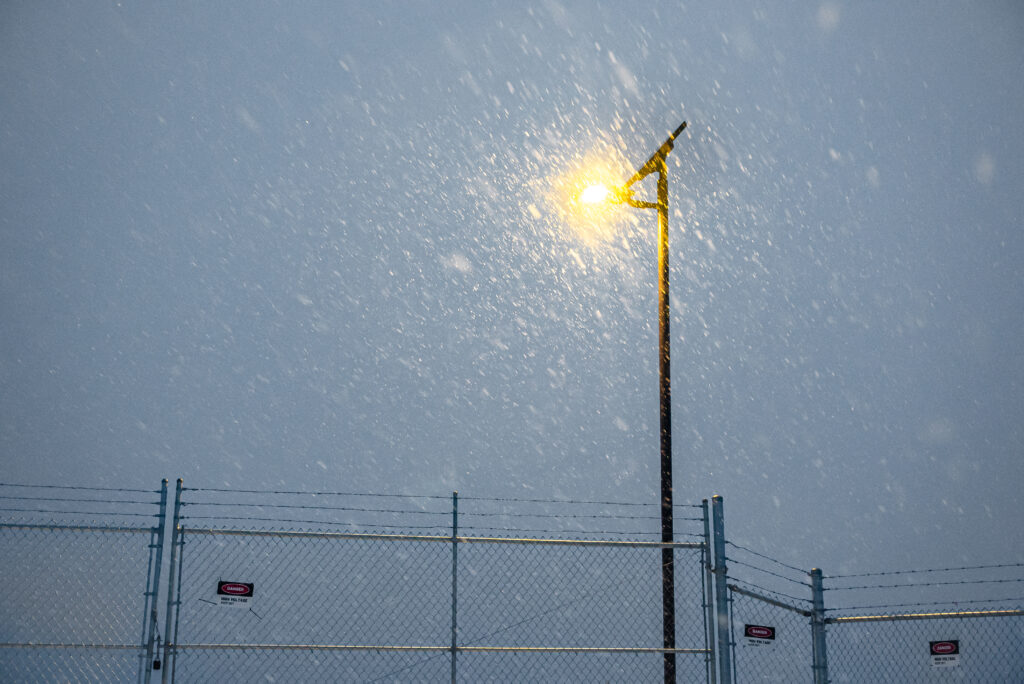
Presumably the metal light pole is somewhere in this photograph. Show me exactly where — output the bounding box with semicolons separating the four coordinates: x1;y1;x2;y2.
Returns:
585;121;687;682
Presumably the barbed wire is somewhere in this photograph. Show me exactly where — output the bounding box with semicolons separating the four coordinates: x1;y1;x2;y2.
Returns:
0;507;158;517
181;500;703;525
176;516;706;540
726;556;812;589
178;515;450;531
825;596;1024;613
184;486;450;499
183;501;451;516
825;561;1024;580
0;482;156;493
461;510;696;521
827;577;1024;591
726;540;808;576
461;526;706;539
461;494;703;508
0;494;159;506
184;487;705;511
729;576;811;605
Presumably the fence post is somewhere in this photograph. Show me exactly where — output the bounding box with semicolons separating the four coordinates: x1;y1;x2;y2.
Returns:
810;568;829;684
712;495;732;684
450;491;459;684
161;479;183;684
143;479;168;684
702;499;717;684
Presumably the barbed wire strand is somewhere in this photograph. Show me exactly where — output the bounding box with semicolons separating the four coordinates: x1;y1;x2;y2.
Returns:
183;501;451;516
462;495;703;509
827;577;1024;591
826;561;1024;580
186;486;704;510
0;482;156;494
826;596;1024;613
0;507;157;517
464;526;706;539
0;494;158;506
729;576;811;605
726;540;808;576
178;516;705;540
727;556;812;589
184;486;450;499
462;511;675;521
179;515;449;531
183;500;704;525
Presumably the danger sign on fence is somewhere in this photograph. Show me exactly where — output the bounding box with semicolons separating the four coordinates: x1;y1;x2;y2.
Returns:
743;623;776;647
216;581;255;607
929;640;960;668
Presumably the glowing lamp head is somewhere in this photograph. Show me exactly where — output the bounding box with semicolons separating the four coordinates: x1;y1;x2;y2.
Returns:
579;183;613;204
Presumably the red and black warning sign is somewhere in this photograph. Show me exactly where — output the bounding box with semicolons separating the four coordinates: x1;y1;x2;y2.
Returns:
216;581;255;607
743;624;776;647
930;640;960;668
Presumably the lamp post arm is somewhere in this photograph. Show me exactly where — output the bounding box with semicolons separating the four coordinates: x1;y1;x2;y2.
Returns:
625;121;687;188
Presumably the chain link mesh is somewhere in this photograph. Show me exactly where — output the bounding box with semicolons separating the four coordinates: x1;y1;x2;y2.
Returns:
12;484;1016;682
0;524;158;683
456;650;696;682
169;529;451;680
728;587;814;683
166;528;710;681
825;610;1024;683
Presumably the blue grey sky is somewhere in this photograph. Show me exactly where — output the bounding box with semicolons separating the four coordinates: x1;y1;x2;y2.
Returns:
2;1;1022;576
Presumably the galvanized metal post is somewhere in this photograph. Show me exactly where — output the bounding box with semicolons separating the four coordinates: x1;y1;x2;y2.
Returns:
810;568;829;684
712;495;732;684
161;479;183;684
702;499;717;684
450;491;458;684
143;479;168;684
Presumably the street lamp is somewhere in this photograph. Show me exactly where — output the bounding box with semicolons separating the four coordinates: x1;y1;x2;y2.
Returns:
579;120;687;683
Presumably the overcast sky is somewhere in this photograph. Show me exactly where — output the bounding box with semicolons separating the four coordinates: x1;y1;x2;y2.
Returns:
2;1;1022;577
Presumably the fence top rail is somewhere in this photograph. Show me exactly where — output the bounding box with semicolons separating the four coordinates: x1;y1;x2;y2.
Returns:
178;526;704;548
170;643;709;654
0;642;141;650
728;583;813;617
457;535;704;549
0;522;155;534
826;608;1024;624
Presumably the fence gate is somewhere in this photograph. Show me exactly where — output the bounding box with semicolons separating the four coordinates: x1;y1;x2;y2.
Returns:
726;583;814;683
161;485;715;682
0;481;168;683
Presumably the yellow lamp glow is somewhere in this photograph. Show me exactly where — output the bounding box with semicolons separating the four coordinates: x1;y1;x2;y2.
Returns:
579;183;612;204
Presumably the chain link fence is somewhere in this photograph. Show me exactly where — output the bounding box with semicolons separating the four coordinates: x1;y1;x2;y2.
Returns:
0;483;167;683
824;609;1024;683
164;530;711;681
152;484;715;681
726;585;813;683
2;482;1021;683
167;529;453;681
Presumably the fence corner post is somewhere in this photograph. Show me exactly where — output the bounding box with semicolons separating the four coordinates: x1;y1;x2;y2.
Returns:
810;568;829;684
702;499;717;684
143;479;169;684
711;495;732;684
450;491;458;684
161;478;183;684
